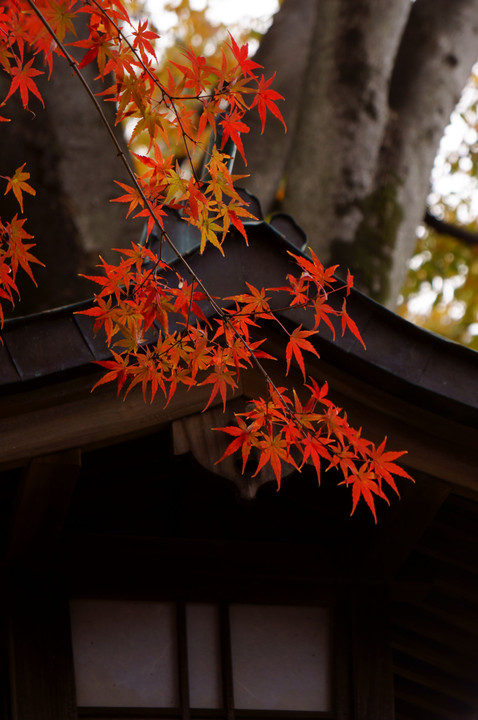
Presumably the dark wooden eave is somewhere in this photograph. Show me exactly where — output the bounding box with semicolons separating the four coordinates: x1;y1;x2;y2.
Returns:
0;208;477;492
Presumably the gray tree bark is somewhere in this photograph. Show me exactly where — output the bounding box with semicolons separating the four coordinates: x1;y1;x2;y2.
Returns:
239;0;478;307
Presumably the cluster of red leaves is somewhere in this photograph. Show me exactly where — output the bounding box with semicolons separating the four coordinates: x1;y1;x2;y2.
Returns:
81;243;412;522
0;0;412;519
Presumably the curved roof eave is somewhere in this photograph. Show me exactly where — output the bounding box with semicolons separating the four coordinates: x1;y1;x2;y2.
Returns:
1;212;477;419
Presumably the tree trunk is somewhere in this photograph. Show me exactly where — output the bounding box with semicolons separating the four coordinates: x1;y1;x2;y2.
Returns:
239;0;478;307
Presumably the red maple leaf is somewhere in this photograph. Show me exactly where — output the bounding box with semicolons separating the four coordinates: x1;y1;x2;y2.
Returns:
200;348;238;410
220;110;249;164
132;19;158;63
227;33;262;78
214;416;254;473
340;465;389;523
92;350;130;394
285;326;320;379
250;73;286;133
368;437;413;494
4;56;44;109
300;434;333;483
341;298;366;349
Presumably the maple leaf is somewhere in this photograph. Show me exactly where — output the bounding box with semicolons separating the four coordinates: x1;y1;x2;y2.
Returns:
198;214;224;255
92;350;130;395
113;242;161;273
170;280;209;325
132;19;158;64
141;284;173;332
285;326;320;379
300;434;333;483
288;249;339;293
368;437;414;494
280;272;310;307
312;295;337;336
291;389;323;429
250;73;286;133
253;432;298;489
305;377;333;408
111;181;144;217
220;110;249;164
2;163;36;213
219;201;256;243
227;33;262;78
214;415;254;473
327;445;359;480
200;348;238;410
228;283;272;318
171;48;219;95
123;348;167;402
340;465;389;523
319;405;348;445
4;56;44;109
43;0;77;42
5;215;43;283
0;257;18;309
341;298;366;349
72;30;113;73
78;296;115;342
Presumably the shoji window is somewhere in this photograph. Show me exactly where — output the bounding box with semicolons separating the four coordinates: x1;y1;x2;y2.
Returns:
70;599;332;718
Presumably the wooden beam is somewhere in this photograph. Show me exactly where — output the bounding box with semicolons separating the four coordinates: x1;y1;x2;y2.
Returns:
0;371;235;469
6;449;81;567
350;583;395;720
8;573;78;720
172;400;294;499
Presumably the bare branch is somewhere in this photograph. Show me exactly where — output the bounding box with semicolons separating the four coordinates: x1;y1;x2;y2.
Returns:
424;211;478;246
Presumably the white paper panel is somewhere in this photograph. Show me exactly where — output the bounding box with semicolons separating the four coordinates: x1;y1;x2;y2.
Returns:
70;599;178;707
229;604;330;711
186;603;222;708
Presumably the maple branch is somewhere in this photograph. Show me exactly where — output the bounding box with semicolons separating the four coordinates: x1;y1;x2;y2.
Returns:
23;0;292;412
20;4;370;485
23;1;208;297
424;210;478;246
0;0;412;517
86;0;201;184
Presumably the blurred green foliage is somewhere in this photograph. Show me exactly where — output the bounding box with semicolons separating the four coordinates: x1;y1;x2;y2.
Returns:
398;71;478;350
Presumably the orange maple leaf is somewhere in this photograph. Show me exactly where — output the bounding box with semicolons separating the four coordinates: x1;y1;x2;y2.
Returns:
253;433;298;489
2;163;36;213
5;214;43;283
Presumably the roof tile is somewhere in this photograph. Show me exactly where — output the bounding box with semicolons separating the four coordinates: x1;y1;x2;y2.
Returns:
3;313;93;381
